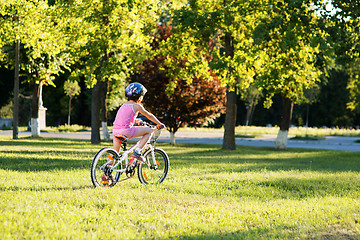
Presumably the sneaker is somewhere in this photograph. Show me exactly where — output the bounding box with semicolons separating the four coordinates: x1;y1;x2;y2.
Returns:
131;151;146;163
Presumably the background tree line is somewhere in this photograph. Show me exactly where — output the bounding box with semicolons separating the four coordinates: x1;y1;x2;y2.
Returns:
0;0;359;149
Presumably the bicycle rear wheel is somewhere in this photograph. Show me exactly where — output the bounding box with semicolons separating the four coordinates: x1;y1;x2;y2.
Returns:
91;147;123;188
138;148;169;184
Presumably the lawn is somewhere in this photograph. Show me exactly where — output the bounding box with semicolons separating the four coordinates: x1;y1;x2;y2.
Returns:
0;137;360;239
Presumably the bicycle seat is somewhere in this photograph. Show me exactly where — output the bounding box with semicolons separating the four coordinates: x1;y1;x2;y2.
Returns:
115;134;128;143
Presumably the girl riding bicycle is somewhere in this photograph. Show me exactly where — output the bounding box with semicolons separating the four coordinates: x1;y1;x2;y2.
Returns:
112;82;165;167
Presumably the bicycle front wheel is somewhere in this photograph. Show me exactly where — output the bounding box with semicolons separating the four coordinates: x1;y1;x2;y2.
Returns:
91;147;123;188
138;148;169;184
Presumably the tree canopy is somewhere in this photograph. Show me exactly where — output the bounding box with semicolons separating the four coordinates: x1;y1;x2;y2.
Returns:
0;0;359;147
133;23;226;143
0;0;73;136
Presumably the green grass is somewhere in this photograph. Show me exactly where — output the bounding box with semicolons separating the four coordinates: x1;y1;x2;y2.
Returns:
42;124;89;133
1;137;360;239
3;125;360;139
235;133;257;138
183;125;360;138
291;135;326;141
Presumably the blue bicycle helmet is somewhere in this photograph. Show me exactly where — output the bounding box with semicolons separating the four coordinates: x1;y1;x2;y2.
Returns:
125;82;147;100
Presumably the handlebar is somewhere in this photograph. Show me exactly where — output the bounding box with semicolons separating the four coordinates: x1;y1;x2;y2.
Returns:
136;119;165;130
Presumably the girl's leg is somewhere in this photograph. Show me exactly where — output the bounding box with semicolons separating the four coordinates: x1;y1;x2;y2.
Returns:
132;127;153;149
127;127;153;166
113;137;121;152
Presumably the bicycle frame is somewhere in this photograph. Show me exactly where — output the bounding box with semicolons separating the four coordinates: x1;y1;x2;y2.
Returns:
109;142;139;174
91;124;169;187
103;130;159;174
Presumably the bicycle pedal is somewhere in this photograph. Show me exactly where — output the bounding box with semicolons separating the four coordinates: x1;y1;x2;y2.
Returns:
126;168;135;178
101;175;110;186
150;165;158;170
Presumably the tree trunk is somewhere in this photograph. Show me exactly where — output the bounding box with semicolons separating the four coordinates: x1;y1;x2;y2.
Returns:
91;80;101;144
91;2;110;144
31;83;41;137
100;80;110;141
249;104;256;125
13;38;20;139
68;97;72;126
275;97;293;150
170;131;176;145
222;88;237;150
222;31;236;150
245;105;252;126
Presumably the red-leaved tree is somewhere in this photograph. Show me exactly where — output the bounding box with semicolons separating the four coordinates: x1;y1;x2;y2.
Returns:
133;23;226;144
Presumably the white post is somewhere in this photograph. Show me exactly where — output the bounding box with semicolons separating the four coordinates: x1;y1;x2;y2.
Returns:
31;118;40;137
102;121;110;141
170;132;176;145
274;130;288;150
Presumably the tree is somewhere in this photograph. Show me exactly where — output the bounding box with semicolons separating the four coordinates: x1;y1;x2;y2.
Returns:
134;23;226;144
328;0;360;114
0;0;72;137
240;84;263;126
137;57;226;144
138;58;226;144
64;80;81;125
59;0;160;144
252;0;330;149
347;58;360;113
166;0;260;149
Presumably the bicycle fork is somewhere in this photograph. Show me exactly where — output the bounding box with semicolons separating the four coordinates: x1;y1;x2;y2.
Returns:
148;147;159;170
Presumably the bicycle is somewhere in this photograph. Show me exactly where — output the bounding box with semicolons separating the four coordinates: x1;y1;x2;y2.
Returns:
90;122;169;188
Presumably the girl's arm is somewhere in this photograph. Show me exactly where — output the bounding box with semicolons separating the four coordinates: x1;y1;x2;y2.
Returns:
134;103;163;127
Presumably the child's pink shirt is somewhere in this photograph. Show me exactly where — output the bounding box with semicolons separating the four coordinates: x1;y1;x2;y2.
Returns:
113;104;138;129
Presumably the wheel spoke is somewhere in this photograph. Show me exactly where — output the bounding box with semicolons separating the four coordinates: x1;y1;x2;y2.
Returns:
138;148;169;184
91;148;124;188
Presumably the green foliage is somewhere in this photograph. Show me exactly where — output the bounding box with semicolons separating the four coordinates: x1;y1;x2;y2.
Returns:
134;23;226;133
252;0;330;108
0;101;13;118
64;80;80;99
0;137;360;239
346;51;360;113
0;0;72;85
42;124;88;132
59;0;160;89
169;0;260;90
310;69;354;127
325;0;360;113
240;84;263;108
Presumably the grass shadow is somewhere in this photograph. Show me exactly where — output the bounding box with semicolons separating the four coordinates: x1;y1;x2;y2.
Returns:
0;137;97;149
167;144;360;173
0;184;94;192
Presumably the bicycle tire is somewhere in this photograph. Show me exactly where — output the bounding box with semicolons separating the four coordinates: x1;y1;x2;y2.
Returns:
138;147;169;184
91;147;123;188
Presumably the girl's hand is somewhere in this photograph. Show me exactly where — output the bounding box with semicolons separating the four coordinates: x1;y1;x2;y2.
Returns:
135;119;144;126
157;124;166;129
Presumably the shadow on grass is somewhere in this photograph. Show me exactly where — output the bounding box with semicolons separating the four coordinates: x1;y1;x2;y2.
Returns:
1;139;360;201
0;154;92;172
1;139;359;174
0;184;94;192
0;137;113;172
172;226;360;240
167;144;360;173
161;144;360;200
0;137;97;149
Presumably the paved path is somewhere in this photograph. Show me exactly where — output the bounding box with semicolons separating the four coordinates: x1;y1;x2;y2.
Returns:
1;130;359;152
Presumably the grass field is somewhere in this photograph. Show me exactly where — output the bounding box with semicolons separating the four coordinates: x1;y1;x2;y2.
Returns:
16;124;360;137
181;125;360;137
1;137;360;239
